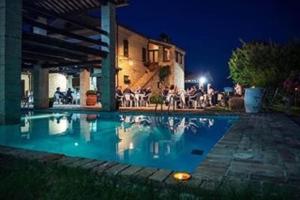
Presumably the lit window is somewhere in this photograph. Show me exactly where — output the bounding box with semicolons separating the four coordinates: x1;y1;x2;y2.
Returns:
123;40;129;57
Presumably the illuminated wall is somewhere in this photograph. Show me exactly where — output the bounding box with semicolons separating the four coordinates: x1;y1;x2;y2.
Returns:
117;25;149;90
21;74;30;93
49;73;67;97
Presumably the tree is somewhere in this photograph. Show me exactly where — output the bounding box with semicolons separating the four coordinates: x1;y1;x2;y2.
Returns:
159;33;171;43
229;41;300;88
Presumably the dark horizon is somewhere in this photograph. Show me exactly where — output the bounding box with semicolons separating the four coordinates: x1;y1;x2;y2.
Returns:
117;0;300;89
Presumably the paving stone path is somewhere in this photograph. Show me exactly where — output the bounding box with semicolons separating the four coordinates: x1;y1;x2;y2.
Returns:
1;113;299;190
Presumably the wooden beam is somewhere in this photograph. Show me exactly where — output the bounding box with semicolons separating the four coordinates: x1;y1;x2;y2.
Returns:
23;16;108;47
23;32;107;57
43;59;102;68
22;52;68;63
23;3;108;35
22;44;87;61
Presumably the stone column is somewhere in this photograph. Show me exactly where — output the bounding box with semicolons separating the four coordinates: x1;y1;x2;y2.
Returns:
33;65;49;109
80;69;90;107
0;0;22;124
101;2;116;111
66;75;74;91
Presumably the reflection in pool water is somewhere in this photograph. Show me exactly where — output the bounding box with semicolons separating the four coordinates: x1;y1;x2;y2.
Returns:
0;112;238;172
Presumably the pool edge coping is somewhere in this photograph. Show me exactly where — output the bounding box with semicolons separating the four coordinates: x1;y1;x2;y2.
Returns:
2;113;297;191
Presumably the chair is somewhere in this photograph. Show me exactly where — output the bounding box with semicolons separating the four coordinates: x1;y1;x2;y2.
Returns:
142;93;151;107
188;93;201;109
72;93;80;105
123;93;133;107
54;93;62;104
116;93;123;107
168;94;181;111
134;94;142;107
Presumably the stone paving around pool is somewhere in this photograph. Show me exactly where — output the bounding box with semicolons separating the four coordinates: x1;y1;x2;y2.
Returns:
0;113;299;190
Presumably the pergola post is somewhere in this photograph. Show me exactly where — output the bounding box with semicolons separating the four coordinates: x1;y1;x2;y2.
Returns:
0;0;22;124
33;65;49;109
101;2;117;111
80;69;90;107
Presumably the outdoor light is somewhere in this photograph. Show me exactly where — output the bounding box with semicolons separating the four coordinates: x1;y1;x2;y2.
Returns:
128;59;134;66
199;76;207;85
173;172;192;181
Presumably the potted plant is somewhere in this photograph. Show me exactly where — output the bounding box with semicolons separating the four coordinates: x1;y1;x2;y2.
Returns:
49;97;54;108
86;90;97;106
150;94;164;111
229;41;280;113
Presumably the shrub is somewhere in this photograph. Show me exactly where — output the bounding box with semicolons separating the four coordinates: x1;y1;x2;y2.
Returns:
150;94;164;104
159;66;171;82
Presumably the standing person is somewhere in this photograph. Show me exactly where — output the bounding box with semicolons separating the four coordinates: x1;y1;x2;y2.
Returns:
208;85;218;106
234;83;243;96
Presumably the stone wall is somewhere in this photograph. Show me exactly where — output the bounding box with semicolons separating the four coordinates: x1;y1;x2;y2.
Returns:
117;26;149;90
117;26;186;93
49;73;68;98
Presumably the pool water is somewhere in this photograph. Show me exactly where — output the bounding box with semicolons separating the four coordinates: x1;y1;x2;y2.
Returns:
0;112;238;172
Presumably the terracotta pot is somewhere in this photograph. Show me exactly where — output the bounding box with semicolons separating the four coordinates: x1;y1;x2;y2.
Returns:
86;94;97;106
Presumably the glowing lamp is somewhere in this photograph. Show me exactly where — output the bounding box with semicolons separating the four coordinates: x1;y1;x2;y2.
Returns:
128;59;134;66
173;172;191;181
199;76;207;85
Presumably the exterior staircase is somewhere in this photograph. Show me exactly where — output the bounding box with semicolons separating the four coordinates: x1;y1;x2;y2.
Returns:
132;63;160;89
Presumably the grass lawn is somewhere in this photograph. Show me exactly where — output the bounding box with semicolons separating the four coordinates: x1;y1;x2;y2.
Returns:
0;154;299;200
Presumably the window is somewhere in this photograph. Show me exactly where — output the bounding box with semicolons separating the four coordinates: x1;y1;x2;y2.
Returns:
180;54;184;65
123;39;129;57
124;75;130;84
175;51;183;65
149;50;159;63
163;48;170;62
142;48;147;62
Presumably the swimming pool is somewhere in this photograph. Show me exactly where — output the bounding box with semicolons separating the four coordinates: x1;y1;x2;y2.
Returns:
0;112;238;172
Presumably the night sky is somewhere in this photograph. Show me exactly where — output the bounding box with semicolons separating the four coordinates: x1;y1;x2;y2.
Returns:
117;0;300;89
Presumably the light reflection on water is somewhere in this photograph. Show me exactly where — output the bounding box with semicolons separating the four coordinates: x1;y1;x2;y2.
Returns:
0;112;238;172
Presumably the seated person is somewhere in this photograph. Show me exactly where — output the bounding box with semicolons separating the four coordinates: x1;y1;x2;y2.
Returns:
54;87;64;103
123;86;134;94
115;86;123;105
162;86;169;96
116;86;123;96
65;88;73;104
145;87;152;95
135;87;143;94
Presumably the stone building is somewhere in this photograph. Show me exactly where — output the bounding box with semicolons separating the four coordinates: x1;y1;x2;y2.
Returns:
116;25;185;93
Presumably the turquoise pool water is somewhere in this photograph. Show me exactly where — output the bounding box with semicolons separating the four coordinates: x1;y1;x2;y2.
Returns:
0;112;238;172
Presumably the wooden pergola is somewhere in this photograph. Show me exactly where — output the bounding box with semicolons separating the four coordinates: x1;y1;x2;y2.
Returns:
22;0;127;73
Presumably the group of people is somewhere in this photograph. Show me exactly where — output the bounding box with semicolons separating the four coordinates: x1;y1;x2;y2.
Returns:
116;86;152;107
54;87;79;104
115;83;221;109
161;84;219;109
